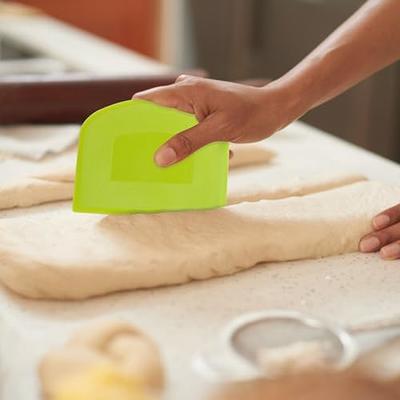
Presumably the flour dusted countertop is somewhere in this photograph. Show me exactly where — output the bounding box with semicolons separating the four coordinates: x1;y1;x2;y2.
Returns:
0;121;399;400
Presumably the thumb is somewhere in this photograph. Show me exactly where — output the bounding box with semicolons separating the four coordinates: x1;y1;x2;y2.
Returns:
154;117;223;166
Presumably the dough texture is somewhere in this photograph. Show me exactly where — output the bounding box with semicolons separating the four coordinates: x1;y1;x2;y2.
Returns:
0;148;76;209
0;144;274;210
40;320;164;399
229;143;275;168
0;181;397;300
228;168;365;204
0;151;364;211
33;143;275;180
0;178;74;210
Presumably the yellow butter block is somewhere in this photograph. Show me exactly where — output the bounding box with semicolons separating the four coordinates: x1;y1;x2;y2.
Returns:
55;364;154;400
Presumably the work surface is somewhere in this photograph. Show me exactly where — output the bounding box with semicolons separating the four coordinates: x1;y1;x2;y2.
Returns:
0;121;400;400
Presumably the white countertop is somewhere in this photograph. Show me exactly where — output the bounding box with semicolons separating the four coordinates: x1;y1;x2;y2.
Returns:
0;121;399;399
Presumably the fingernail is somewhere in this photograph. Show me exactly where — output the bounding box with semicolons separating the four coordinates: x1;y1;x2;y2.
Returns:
359;236;380;252
373;214;391;229
380;243;400;259
155;147;177;166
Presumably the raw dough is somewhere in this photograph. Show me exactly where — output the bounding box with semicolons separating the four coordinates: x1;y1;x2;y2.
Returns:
10;167;365;210
32;164;76;183
0;143;274;210
228;168;365;204
5;167;364;211
0;154;364;211
0;148;77;209
40;320;163;399
32;143;274;182
0;181;398;300
229;143;275;168
0;178;74;210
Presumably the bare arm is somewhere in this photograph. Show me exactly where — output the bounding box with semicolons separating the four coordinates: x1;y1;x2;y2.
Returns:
135;0;400;260
135;0;400;166
278;0;400;112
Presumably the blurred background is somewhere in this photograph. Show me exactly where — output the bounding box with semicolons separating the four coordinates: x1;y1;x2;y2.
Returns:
1;0;399;161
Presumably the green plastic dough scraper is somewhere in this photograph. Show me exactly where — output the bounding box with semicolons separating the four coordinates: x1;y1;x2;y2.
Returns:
73;99;229;214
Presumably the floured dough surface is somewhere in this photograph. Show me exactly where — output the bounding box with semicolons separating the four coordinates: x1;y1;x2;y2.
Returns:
229;143;275;168
228;168;365;204
0;143;275;210
0;178;74;210
33;143;275;181
0;148;76;210
0;181;398;300
40;320;164;399
1;166;365;211
1;167;365;212
0;143;365;211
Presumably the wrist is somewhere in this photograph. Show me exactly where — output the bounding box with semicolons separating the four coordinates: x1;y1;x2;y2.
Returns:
276;74;315;120
258;77;311;130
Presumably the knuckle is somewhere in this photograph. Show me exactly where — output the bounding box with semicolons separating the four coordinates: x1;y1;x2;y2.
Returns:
375;229;393;246
172;134;193;156
175;74;188;83
182;76;205;90
388;204;400;219
175;76;206;100
217;113;242;141
389;221;400;238
178;74;197;84
376;222;400;246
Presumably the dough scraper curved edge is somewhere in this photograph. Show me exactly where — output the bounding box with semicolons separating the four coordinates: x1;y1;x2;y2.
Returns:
73;99;229;214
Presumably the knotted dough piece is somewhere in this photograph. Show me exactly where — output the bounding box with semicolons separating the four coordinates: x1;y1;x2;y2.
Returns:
40;321;164;400
0;181;397;300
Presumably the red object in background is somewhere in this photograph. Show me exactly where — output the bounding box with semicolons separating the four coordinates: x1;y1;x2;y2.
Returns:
15;0;161;58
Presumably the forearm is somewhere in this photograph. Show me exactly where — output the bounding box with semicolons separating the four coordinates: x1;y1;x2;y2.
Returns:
274;0;400;116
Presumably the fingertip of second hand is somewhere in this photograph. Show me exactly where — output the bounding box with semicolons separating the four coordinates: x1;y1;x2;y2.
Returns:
359;236;380;253
373;214;391;230
380;243;400;260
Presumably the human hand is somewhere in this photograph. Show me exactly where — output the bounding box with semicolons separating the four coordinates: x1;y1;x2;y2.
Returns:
359;203;400;259
133;75;302;166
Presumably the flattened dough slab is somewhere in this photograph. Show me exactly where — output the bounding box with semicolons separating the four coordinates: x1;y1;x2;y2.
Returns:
228;168;365;204
0;178;74;210
0;167;365;211
0;181;397;300
0;148;76;209
0;136;364;211
0;144;275;210
229;143;275;168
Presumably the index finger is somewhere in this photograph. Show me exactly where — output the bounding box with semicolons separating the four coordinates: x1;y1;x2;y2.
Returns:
133;84;193;114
